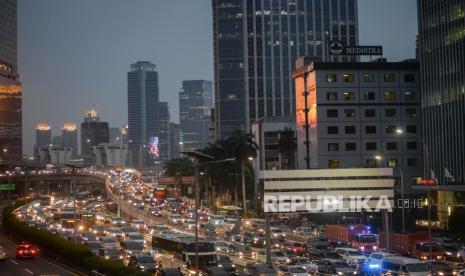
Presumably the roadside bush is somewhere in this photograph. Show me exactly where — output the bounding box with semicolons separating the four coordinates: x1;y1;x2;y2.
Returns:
2;201;149;276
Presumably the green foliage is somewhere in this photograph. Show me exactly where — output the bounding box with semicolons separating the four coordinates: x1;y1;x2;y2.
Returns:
2;202;149;276
163;157;194;177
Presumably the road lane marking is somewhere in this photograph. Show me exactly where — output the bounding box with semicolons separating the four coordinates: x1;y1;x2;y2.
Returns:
10;259;18;265
25;268;33;274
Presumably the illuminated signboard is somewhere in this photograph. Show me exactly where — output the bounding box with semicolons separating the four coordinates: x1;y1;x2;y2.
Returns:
417;179;437;185
148;137;160;158
329;41;383;56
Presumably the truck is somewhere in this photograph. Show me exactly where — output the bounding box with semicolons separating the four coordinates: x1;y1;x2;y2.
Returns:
325;224;379;252
379;232;445;261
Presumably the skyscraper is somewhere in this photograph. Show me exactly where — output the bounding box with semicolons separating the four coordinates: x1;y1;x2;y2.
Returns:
158;102;170;161
212;0;359;139
169;123;181;159
179;80;213;150
80;108;109;156
35;122;51;149
62;122;78;157
0;0;21;162
127;61;160;167
418;1;465;184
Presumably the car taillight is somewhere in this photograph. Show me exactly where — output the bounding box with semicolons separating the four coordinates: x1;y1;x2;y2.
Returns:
31;250;36;254
18;250;23;254
3;252;6;256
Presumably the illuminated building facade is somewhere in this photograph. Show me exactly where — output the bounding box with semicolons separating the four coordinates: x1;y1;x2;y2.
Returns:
158;102;170;161
35;122;51;149
293;58;422;193
80;108;109;156
0;0;21;162
418;0;465;184
127;61;160;167
62;122;78;157
179;80;213;150
212;0;359;139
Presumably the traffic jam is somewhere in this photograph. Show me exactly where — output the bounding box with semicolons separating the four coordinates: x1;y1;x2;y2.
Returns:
7;168;465;276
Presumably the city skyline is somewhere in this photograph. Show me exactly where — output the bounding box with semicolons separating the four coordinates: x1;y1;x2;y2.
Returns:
18;0;417;154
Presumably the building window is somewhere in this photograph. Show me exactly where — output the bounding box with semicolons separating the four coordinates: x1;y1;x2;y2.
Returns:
365;126;377;134
407;142;417;150
406;125;417;134
327;126;338;134
385;109;396;117
388;159;398;167
345;126;356;134
406;108;417;118
363;92;376;101
326;74;337;82
344;109;356;118
366;142;377;150
327;109;338;117
329;160;340;168
386;142;398;150
404;91;416;101
404;74;415;82
365;109;376;117
326;92;338;101
384;91;396;101
386;125;397;134
384;73;395;82
407;158;418;167
345;143;356;151
343;92;355;101
342;73;354;82
363;74;375;82
328;143;339;151
367;159;378;168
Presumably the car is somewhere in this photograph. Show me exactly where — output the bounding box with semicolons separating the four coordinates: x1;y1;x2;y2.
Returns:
107;227;124;239
380;256;430;276
317;259;357;275
213;241;229;252
110;217;126;227
98;248;122;261
120;240;144;257
228;243;256;259
335;247;367;265
89;225;107;236
128;254;157;272
244;263;277;276
209;215;225;225
270;227;286;238
155;268;184;276
100;237;117;249
80;231;98;242
183;219;196;231
85;241;102;255
15;244;39;259
215;255;236;272
256;250;290;264
289;257;318;273
131;220;146;231
443;244;461;261
430;262;454;276
282;242;304;255
148;224;170;235
365;252;397;273
148;207;162;217
276;265;308;276
206;267;230;276
168;214;182;225
0;246;7;261
201;223;217;236
121;226;138;236
126;233;146;247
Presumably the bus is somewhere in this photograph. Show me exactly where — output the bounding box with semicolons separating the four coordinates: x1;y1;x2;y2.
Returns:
152;234;216;272
57;209;80;233
217;206;242;218
153;187;167;201
38;195;52;207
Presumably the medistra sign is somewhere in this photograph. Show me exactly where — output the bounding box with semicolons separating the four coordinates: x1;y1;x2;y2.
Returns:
329;41;383;56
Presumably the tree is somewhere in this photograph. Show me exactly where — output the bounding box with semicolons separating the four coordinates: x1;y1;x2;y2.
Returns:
226;130;258;216
278;127;297;169
163;158;193;176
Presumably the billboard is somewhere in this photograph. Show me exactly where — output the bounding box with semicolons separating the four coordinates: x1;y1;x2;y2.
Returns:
148;137;160;158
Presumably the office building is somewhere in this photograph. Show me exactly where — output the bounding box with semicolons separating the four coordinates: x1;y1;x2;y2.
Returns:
0;0;21;161
418;1;465;184
292;58;422;193
35;122;52;149
127;61;160;168
34;146;72;166
62;122;78;157
169;123;181;159
93;143;127;167
179;80;213;149
109;127;120;144
212;0;359;139
52;135;62;147
158;102;170;161
80;108;109;156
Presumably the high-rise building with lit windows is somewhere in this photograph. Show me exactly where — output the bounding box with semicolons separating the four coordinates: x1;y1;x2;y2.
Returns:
418;0;465;185
35;122;52;149
0;0;21;162
80;108;109;156
62;122;78;157
212;0;359;139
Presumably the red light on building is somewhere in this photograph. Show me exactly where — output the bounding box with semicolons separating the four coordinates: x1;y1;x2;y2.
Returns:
417;179;436;185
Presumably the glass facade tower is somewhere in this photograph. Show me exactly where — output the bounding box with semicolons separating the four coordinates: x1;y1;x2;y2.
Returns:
212;0;358;139
418;0;465;185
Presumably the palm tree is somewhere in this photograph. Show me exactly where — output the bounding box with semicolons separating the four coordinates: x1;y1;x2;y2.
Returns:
226;130;258;216
278;127;297;169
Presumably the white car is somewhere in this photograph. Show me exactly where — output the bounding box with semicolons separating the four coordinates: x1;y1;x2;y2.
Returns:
168;214;182;225
209;215;225;225
130;220;146;231
270;227;286;238
335;247;367;265
213;241;229;252
110;217;125;226
256;250;290;264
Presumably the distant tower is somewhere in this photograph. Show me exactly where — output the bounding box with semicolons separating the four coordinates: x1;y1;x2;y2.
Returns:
35;122;52;149
80;107;109;156
127;61;160;168
158;102;170;161
62;122;78;157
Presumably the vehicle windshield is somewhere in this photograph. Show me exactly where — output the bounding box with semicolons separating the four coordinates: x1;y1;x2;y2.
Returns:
359;235;377;243
137;256;154;263
348;251;364;256
125;242;143;250
296;258;311;263
129;234;143;239
257;265;276;272
443;245;458;251
326;253;342;259
418;243;441;252
433;263;451;270
289;267;307;273
272;252;285;257
333;261;350;268
105;250;119;256
406;263;429;272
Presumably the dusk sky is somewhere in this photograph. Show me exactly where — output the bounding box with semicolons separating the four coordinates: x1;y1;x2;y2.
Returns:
18;0;418;154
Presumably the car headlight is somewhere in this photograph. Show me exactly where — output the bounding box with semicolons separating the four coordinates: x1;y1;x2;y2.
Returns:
446;252;452;255
105;256;109;259
438;272;444;276
218;264;223;268
338;272;344;275
231;264;236;268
